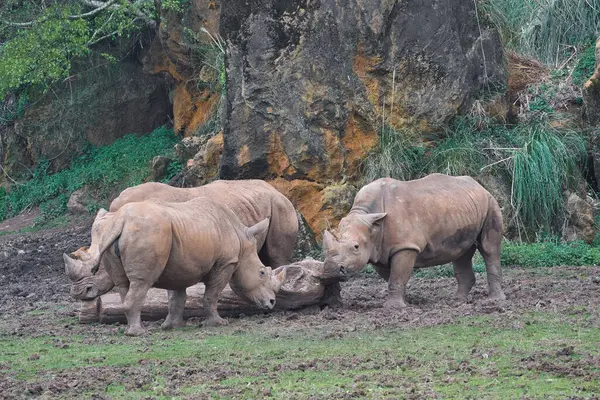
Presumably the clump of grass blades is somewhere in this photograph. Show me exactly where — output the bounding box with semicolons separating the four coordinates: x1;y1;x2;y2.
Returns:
479;0;600;66
362;126;425;183
510;122;585;232
425;120;489;177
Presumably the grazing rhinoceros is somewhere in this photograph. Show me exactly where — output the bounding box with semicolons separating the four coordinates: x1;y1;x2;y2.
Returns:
65;198;287;336
108;180;298;267
322;174;506;309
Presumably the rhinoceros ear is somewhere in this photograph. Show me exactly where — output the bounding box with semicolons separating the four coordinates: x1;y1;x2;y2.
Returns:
272;266;287;293
364;212;387;227
246;218;270;240
322;230;336;249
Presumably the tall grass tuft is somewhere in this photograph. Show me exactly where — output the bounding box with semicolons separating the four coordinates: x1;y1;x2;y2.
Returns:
510;122;586;232
479;0;600;66
362;126;425;183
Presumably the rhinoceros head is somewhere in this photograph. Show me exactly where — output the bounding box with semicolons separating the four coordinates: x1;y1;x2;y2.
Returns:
322;212;387;279
64;247;114;300
229;218;287;309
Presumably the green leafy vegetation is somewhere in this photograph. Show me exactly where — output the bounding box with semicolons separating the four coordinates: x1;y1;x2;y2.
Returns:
0;0;156;98
1;311;598;398
0;126;182;223
409;239;600;279
502;240;600;268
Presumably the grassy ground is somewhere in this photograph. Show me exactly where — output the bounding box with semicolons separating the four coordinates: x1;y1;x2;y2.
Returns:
2;309;599;399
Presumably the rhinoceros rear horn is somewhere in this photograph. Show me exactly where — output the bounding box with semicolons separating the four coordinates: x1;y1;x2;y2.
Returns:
272;266;287;293
64;253;86;281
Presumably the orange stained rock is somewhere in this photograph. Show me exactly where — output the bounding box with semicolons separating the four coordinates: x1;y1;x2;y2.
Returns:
186;92;220;137
353;44;382;108
343;112;377;179
237;145;251;167
204;132;224;167
267;132;296;177
268;179;337;242
173;84;194;134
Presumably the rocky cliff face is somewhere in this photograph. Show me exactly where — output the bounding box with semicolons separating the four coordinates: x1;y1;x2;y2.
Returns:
150;0;507;238
2;0;507;240
162;0;505;237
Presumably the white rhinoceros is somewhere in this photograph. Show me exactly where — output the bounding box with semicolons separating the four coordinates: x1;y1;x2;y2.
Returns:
65;198;286;336
321;173;506;309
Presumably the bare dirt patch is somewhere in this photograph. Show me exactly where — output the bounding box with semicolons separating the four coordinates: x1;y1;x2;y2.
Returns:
1;222;600;398
0;208;40;233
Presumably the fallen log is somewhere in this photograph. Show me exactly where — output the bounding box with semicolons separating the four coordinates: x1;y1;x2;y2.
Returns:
79;258;341;324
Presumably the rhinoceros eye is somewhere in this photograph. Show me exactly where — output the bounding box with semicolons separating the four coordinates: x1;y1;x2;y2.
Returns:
260;270;265;277
354;244;359;250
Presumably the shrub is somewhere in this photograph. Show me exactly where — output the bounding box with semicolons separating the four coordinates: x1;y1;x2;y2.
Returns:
502;241;600;267
510;122;585;232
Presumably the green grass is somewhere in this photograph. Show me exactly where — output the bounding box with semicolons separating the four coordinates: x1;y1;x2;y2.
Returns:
1;312;598;398
0;126;183;223
573;43;598;87
510;123;585;232
364;116;586;236
479;0;600;66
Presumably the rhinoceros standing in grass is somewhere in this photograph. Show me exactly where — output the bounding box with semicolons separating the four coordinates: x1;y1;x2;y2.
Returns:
322;174;506;309
65;198;286;336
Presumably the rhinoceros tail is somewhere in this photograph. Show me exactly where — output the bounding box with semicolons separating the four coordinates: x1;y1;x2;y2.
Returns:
89;213;126;274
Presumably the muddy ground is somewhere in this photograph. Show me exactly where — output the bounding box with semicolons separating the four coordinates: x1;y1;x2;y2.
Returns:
1;218;600;398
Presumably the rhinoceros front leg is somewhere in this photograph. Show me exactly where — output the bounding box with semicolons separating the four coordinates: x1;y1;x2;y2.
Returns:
161;289;187;330
453;246;477;302
122;280;152;336
201;266;233;327
383;250;418;310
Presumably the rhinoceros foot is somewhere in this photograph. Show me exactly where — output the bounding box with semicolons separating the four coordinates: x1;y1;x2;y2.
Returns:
202;316;229;327
383;297;408;310
161;319;186;330
125;326;146;336
488;291;507;301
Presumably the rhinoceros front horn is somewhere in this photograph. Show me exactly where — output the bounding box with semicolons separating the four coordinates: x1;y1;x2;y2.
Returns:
271;266;287;293
63;253;88;281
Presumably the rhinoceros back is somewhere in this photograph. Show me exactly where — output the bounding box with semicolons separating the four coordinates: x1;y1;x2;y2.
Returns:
360;174;499;267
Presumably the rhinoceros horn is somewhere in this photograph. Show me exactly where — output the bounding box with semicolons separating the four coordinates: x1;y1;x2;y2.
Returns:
272;266;287;293
63;253;89;281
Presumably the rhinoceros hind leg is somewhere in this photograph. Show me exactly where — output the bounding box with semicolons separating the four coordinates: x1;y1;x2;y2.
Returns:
384;250;418;310
478;200;506;301
123;280;152;336
162;289;187;329
453;246;477;302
